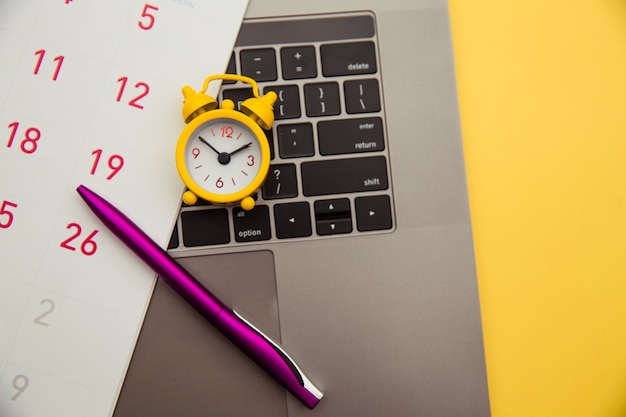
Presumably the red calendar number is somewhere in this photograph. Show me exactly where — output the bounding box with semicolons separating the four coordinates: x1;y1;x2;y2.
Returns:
33;49;64;81
116;77;150;109
7;122;41;154
60;223;99;256
90;149;125;180
0;200;18;229
138;4;159;30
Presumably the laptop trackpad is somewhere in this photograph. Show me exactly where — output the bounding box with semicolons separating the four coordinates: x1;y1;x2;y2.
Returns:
113;250;287;417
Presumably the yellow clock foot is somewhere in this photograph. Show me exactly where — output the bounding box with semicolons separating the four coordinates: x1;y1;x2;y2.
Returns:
182;191;198;205
240;196;255;211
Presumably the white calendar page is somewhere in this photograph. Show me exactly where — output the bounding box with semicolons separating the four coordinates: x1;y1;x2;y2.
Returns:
0;1;249;416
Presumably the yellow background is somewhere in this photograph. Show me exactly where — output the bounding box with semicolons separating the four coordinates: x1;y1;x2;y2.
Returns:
449;1;626;416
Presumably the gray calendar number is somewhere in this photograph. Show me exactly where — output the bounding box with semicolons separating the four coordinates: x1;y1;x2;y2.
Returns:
11;374;29;400
33;298;55;326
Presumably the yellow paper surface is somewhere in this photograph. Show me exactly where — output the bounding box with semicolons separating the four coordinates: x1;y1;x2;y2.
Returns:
449;1;626;416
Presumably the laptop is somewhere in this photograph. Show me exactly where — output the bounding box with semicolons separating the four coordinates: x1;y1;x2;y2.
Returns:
113;1;491;416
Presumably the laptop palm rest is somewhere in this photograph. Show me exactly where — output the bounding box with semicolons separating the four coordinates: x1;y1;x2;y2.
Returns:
113;250;287;417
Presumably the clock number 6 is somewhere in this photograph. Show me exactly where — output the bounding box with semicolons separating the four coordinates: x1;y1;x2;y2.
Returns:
60;223;99;256
138;4;159;30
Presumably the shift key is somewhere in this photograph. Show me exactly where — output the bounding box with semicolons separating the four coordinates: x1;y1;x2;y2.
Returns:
301;156;388;196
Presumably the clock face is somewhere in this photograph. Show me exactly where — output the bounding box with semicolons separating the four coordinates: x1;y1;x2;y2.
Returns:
184;118;263;196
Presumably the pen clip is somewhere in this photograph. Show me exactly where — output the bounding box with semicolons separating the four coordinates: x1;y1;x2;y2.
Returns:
233;309;322;393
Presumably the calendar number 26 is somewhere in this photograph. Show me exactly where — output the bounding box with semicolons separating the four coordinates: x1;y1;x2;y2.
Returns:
60;223;99;256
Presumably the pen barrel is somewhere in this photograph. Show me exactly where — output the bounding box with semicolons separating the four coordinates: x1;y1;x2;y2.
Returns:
77;185;322;408
77;185;226;319
212;308;323;409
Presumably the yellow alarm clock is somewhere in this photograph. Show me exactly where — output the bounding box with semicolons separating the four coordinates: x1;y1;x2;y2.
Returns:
176;74;277;211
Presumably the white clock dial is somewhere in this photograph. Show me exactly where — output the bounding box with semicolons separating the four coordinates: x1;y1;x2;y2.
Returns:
185;118;262;195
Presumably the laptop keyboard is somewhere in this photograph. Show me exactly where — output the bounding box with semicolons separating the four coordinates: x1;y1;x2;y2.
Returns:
168;11;395;251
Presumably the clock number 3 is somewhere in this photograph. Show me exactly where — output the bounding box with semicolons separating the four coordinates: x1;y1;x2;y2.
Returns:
138;4;159;30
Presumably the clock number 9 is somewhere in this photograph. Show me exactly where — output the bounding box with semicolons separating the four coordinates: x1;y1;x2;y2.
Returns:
192;148;200;159
7;122;41;154
90;149;124;180
11;374;29;401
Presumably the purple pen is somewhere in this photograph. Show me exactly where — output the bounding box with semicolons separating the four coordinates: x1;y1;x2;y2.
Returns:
76;185;323;409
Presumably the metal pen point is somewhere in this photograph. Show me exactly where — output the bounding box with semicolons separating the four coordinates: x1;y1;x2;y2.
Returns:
76;185;323;409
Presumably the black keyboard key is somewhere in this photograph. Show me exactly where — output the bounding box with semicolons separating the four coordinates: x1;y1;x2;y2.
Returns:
355;195;393;231
223;53;237;84
318;117;384;156
274;202;312;239
277;123;314;158
167;222;179;249
314;198;352;236
181;209;230;246
316;218;352;235
265;127;275;160
304;82;341;117
222;88;253;111
262;163;298;199
281;46;317;79
344;79;381;114
265;85;301;119
240;48;277;82
320;41;377;76
233;205;271;242
314;198;351;217
301;156;388;196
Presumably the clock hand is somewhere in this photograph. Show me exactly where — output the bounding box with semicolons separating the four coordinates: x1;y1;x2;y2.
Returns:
199;135;232;165
228;142;252;157
198;136;221;155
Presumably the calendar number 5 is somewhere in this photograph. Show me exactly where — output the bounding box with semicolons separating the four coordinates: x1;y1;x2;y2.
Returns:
0;200;18;229
138;4;159;30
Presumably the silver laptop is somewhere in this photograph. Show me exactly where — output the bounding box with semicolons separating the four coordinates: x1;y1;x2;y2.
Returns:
114;1;491;416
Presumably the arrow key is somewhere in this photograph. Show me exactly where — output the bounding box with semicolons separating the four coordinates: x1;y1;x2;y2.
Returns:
274;202;312;239
316;217;352;236
355;195;393;232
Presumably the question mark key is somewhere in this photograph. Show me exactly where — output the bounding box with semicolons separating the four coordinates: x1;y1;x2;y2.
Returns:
262;163;298;199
